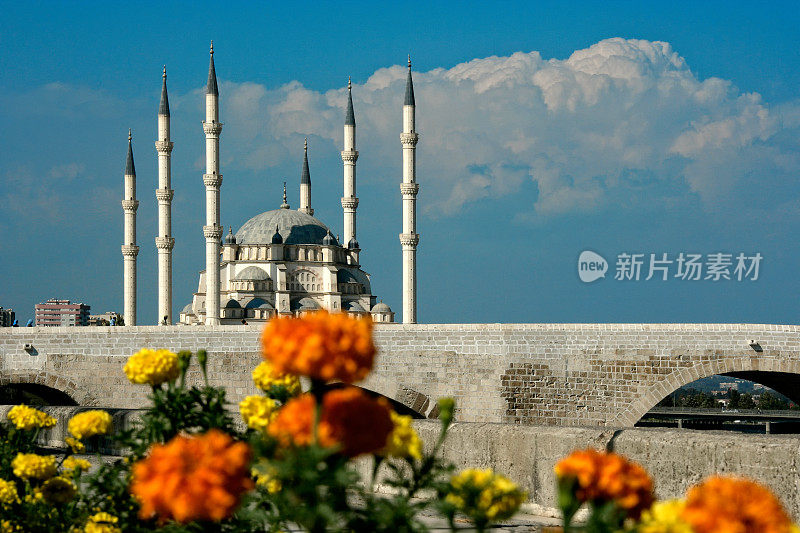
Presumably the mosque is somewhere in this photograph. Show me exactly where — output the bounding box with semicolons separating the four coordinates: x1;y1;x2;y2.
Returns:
120;44;420;326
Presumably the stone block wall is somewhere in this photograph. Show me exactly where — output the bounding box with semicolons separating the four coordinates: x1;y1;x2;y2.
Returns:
2;323;800;427
415;421;800;518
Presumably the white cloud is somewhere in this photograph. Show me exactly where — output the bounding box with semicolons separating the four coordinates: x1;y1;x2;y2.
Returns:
178;38;800;217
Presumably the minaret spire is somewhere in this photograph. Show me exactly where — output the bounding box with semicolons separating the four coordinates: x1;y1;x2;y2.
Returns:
159;66;170;116
122;130;139;326
400;56;420;323
207;41;218;96
203;42;223;324
345;76;355;126
404;55;415;106
281;181;289;209
341;77;359;251
156;65;175;325
299;138;313;215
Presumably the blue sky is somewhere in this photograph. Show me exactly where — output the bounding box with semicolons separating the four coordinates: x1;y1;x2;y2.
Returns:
1;1;799;325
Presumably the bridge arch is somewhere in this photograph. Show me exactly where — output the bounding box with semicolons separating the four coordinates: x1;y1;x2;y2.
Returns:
614;357;800;427
0;371;97;406
319;382;428;419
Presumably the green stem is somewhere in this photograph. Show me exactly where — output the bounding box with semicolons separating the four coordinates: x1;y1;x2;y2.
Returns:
309;379;326;446
371;455;383;491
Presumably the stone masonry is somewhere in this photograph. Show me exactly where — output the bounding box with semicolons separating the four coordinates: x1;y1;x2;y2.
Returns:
2;323;800;427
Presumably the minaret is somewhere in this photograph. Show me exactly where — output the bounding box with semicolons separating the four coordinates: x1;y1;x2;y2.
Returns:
341;77;359;247
400;56;420;324
203;41;223;325
122;130;139;326
155;66;175;325
299;138;313;215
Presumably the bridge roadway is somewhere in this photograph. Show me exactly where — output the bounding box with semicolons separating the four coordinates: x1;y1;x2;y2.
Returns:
641;407;800;433
3;323;800;427
645;407;800;421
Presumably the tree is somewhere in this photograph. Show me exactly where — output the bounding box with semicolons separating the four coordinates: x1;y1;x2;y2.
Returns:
738;393;756;410
757;392;789;410
728;389;741;409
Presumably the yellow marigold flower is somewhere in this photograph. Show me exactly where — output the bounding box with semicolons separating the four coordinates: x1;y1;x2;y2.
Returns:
0;478;20;506
62;456;91;474
65;437;85;453
123;348;179;386
12;453;57;480
554;448;654;519
446;468;526;524
239;395;278;432
638;500;693;533
682;475;793;533
252;361;301;396
7;405;57;431
84;512;121;533
41;476;76;505
68;410;112;440
261;311;375;383
252;463;281;494
382;411;422;460
24;488;44;504
1;520;19;533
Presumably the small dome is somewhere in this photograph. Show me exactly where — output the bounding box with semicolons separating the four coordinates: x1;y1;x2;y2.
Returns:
181;303;194;314
372;302;392;313
291;297;321;312
348;237;359;249
271;225;283;244
245;298;274;310
344;301;366;313
322;230;336;246
337;269;372;293
224;299;241;309
224;227;237;245
234;266;270;281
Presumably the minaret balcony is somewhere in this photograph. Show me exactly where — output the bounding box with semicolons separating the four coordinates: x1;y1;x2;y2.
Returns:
203;225;223;240
341;197;359;209
400;132;419;146
155;140;174;154
155;237;175;250
340;150;359;163
399;233;420;247
121;245;140;257
400;183;420;196
121;199;139;212
203;174;223;188
202;121;223;135
155;189;174;202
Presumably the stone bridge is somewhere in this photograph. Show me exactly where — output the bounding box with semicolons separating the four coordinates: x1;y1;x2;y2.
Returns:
1;323;799;427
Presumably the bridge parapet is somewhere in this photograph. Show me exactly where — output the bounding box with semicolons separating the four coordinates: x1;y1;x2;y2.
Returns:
2;323;800;427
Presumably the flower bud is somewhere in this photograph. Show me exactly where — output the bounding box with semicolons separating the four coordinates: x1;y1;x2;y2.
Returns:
438;397;455;426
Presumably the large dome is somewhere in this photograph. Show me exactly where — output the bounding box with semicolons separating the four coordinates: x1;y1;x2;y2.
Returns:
235;208;331;245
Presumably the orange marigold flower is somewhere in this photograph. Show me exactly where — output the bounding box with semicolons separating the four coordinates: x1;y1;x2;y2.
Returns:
682;475;794;533
554;448;654;519
130;429;253;523
261;311;375;383
268;387;394;457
